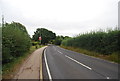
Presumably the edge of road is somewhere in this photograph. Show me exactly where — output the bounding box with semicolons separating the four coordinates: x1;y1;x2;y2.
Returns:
13;46;48;80
57;46;118;65
40;46;48;80
41;45;119;79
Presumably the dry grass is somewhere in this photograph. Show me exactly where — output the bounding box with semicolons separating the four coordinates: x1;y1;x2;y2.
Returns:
61;46;119;63
2;46;38;79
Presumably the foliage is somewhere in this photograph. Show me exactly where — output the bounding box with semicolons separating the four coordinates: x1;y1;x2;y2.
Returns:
5;22;28;34
53;36;70;45
32;28;56;44
2;22;31;64
2;46;36;79
61;28;120;55
0;27;2;56
32;41;39;46
0;26;2;78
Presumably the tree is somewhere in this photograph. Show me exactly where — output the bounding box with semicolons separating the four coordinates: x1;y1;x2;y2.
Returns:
61;29;120;55
2;22;31;64
54;35;70;45
7;22;28;34
32;28;56;44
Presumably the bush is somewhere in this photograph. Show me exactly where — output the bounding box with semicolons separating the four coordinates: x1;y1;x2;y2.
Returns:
61;28;120;55
32;42;39;46
2;22;31;64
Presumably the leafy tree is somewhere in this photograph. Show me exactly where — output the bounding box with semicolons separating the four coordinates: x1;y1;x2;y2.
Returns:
2;22;31;64
54;35;70;45
6;22;28;34
32;28;56;44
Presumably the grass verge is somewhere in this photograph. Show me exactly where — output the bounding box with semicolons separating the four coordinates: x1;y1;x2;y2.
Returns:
61;46;119;64
2;45;44;79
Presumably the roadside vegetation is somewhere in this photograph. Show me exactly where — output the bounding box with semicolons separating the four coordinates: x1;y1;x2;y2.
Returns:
2;22;44;79
53;36;70;45
2;46;36;79
32;28;56;44
61;46;119;63
0;26;2;79
2;20;119;79
2;22;31;64
32;28;70;45
61;28;120;63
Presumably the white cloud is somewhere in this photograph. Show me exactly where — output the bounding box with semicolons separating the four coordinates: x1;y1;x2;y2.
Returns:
0;0;119;37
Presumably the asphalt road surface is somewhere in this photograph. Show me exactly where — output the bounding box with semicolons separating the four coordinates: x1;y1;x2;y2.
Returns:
43;45;118;80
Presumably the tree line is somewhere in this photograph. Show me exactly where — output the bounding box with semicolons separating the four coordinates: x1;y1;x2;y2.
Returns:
2;21;119;64
32;28;70;45
61;28;120;55
2;22;69;64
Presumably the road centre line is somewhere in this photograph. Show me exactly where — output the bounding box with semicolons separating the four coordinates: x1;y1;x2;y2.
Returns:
52;47;110;79
57;50;63;54
106;77;110;79
65;55;92;70
44;49;52;81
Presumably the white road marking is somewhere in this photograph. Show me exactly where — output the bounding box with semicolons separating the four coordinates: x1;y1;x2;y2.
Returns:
44;49;52;81
106;77;110;79
65;55;92;70
57;50;63;54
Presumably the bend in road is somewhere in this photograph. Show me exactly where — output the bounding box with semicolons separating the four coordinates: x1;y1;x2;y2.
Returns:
43;45;118;79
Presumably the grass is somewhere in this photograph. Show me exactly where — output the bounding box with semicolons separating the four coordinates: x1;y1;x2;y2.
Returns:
61;46;120;64
2;45;44;79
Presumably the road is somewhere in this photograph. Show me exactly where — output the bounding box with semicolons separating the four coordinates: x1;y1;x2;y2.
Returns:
43;45;118;79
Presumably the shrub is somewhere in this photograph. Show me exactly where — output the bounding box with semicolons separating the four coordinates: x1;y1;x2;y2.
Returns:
32;41;39;46
61;28;120;55
2;22;31;64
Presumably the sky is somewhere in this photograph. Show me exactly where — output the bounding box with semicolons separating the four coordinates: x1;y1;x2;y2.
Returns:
0;0;119;37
